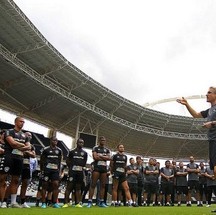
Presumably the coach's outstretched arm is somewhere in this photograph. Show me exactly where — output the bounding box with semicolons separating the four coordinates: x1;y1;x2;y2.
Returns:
176;97;202;118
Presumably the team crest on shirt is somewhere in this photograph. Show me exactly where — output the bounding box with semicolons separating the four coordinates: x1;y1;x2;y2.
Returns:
4;167;10;172
44;176;49;181
55;150;59;154
81;152;84;156
69;177;73;182
21;133;26;139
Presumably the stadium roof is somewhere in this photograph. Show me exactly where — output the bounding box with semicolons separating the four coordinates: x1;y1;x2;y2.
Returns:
0;0;208;160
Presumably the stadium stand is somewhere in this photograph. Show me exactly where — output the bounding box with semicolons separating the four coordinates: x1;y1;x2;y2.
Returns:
0;0;209;161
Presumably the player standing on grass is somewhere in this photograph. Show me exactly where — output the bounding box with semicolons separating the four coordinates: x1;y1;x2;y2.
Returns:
0;116;31;208
110;144;133;207
62;138;87;208
40;137;63;209
87;136;111;208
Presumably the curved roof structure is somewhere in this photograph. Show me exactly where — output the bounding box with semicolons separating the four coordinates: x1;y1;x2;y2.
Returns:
0;0;208;160
143;95;206;108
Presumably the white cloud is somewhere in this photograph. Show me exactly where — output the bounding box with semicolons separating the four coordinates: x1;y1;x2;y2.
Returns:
13;0;216;110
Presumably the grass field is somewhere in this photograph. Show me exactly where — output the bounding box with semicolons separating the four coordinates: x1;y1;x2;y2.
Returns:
0;204;215;215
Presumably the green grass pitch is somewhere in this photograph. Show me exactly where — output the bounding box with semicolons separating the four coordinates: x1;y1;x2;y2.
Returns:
0;205;214;215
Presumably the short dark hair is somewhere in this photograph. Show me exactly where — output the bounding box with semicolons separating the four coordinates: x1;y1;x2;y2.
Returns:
99;136;106;141
116;143;124;148
77;138;84;143
136;156;142;160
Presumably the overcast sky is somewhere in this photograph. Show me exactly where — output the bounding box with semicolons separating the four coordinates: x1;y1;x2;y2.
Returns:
13;0;216;115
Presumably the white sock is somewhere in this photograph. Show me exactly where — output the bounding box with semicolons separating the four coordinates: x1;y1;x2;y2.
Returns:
11;194;17;204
